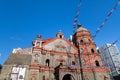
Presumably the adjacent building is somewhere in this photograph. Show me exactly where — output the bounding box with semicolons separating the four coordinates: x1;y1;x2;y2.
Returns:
98;43;120;77
0;24;110;80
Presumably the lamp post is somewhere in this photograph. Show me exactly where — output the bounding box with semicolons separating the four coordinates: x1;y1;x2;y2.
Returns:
78;42;84;80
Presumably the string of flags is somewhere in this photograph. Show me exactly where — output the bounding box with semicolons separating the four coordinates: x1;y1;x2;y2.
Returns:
93;0;120;38
72;0;82;32
80;0;120;66
70;0;120;69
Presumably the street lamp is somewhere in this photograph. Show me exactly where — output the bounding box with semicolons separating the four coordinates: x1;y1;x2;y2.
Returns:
78;42;85;80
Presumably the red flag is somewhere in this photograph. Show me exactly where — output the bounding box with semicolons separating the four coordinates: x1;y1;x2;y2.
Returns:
108;10;113;16
109;11;113;14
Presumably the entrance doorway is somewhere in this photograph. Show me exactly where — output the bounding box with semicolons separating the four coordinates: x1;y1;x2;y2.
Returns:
62;74;74;80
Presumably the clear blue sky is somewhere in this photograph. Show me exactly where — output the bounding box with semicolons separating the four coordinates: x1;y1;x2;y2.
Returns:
0;0;120;64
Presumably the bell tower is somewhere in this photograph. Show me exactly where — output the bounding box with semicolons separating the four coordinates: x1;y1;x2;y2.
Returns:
56;31;64;39
72;24;102;67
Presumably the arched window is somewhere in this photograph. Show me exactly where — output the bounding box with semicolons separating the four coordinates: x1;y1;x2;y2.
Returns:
59;35;62;38
59;62;63;66
95;60;100;67
91;49;95;53
88;39;91;42
36;42;40;46
46;59;50;66
32;43;35;46
72;61;75;65
97;49;100;53
80;39;83;43
43;75;45;80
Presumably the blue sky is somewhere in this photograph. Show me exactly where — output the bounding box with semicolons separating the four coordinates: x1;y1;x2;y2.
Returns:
0;0;120;64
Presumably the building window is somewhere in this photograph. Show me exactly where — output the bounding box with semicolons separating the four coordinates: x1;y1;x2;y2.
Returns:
32;43;35;46
95;60;100;67
72;61;75;65
80;48;84;53
59;62;63;66
80;40;83;43
88;39;91;41
36;42;40;46
46;59;50;66
91;49;95;53
59;35;62;38
19;75;23;79
43;75;45;80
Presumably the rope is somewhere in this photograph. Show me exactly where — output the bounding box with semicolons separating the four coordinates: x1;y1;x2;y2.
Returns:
72;0;82;33
93;0;120;39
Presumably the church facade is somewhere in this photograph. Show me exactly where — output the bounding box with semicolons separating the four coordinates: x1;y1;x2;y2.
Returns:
0;24;110;80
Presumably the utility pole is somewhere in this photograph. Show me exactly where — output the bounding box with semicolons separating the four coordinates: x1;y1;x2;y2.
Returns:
78;42;84;80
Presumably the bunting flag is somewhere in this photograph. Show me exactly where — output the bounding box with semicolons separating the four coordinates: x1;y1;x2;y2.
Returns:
93;0;120;39
72;0;82;31
74;18;78;22
72;0;120;68
73;23;77;27
73;7;80;27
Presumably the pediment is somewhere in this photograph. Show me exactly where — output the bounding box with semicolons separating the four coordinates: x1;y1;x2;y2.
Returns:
43;38;78;54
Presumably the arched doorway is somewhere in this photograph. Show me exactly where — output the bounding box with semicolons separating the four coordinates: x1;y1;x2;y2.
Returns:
62;74;75;80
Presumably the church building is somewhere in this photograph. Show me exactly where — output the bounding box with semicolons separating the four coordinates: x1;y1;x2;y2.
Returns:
0;24;110;80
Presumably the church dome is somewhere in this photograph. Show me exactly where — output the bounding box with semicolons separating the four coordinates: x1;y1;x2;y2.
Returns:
74;24;92;38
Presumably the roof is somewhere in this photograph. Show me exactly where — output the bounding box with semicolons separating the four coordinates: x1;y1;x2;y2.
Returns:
76;27;88;32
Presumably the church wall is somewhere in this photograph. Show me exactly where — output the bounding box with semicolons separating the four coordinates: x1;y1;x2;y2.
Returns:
0;65;12;80
0;27;111;80
4;54;32;65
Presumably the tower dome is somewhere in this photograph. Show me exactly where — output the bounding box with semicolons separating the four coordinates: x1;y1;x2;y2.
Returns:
72;24;92;46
